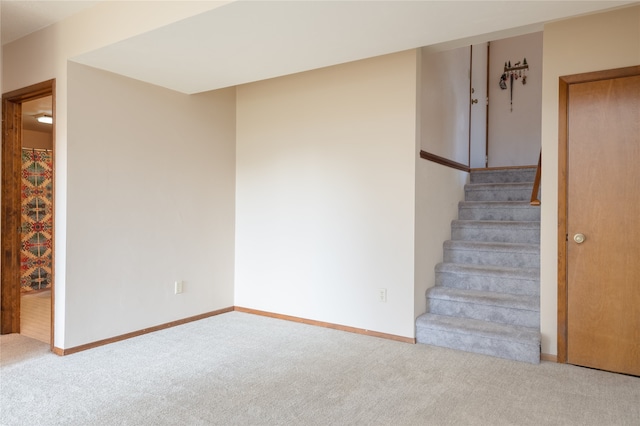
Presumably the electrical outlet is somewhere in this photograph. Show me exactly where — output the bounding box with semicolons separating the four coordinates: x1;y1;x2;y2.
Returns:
378;288;387;303
174;281;183;294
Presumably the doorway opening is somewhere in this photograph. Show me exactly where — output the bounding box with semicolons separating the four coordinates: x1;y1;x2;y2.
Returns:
1;80;55;349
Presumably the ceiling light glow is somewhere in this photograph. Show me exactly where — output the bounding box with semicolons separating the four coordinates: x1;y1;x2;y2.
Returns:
35;114;53;124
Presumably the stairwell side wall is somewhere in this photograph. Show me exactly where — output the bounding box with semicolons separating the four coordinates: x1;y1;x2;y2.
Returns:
414;160;468;319
415;47;470;320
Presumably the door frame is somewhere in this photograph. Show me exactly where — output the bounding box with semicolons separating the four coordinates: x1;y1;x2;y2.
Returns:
1;79;56;349
557;65;640;363
469;42;490;169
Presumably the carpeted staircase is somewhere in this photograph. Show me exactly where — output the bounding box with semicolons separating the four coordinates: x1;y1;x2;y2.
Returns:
416;167;541;364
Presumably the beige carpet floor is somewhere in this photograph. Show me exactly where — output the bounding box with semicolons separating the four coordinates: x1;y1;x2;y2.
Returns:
1;311;638;425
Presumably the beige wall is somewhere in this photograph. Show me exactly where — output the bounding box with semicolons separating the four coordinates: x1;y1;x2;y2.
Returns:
2;1;228;347
420;46;471;165
236;51;419;338
414;160;467;317
540;5;640;355
488;31;543;167
65;63;236;347
23;130;53;150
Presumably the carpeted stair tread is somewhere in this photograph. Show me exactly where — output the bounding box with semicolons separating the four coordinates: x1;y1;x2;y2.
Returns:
464;183;534;202
436;262;538;276
460;201;537;208
443;240;539;268
416;313;540;345
465;182;534;191
426;287;539;327
415;313;541;363
435;262;539;295
469;167;537;184
428;286;538;310
451;220;540;244
458;201;540;221
444;240;539;258
452;219;540;229
444;240;539;250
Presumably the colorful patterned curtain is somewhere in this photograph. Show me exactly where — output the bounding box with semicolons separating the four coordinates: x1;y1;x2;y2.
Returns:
21;149;53;292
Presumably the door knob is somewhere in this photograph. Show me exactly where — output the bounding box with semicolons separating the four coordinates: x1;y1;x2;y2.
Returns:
471;99;478;104
573;233;586;244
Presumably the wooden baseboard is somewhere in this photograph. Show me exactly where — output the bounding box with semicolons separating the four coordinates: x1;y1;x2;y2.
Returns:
51;305;416;355
541;353;558;363
53;307;234;356
234;306;415;344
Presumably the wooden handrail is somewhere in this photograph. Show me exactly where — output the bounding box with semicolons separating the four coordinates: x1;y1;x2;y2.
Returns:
530;151;541;206
419;150;470;173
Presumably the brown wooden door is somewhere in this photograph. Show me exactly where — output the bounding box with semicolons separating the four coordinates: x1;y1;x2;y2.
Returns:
566;73;640;376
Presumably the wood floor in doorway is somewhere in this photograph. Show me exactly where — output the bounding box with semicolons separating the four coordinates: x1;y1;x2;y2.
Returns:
20;290;50;344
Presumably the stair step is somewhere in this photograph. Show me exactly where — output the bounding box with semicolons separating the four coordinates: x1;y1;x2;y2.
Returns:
443;240;539;268
465;182;533;202
470;167;537;184
426;287;539;328
458;201;540;221
451;220;540;244
435;263;539;296
415;166;542;363
415;313;541;364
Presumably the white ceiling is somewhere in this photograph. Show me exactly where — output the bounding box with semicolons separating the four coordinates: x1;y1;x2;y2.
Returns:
3;1;637;95
1;0;100;45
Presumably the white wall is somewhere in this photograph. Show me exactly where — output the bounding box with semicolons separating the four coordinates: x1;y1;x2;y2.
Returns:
488;32;543;167
65;63;235;347
540;5;640;355
414;160;467;317
235;51;418;338
420;46;471;166
2;1;227;348
414;47;469;318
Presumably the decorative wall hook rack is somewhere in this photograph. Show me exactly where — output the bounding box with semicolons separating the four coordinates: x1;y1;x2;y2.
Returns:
499;58;529;111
